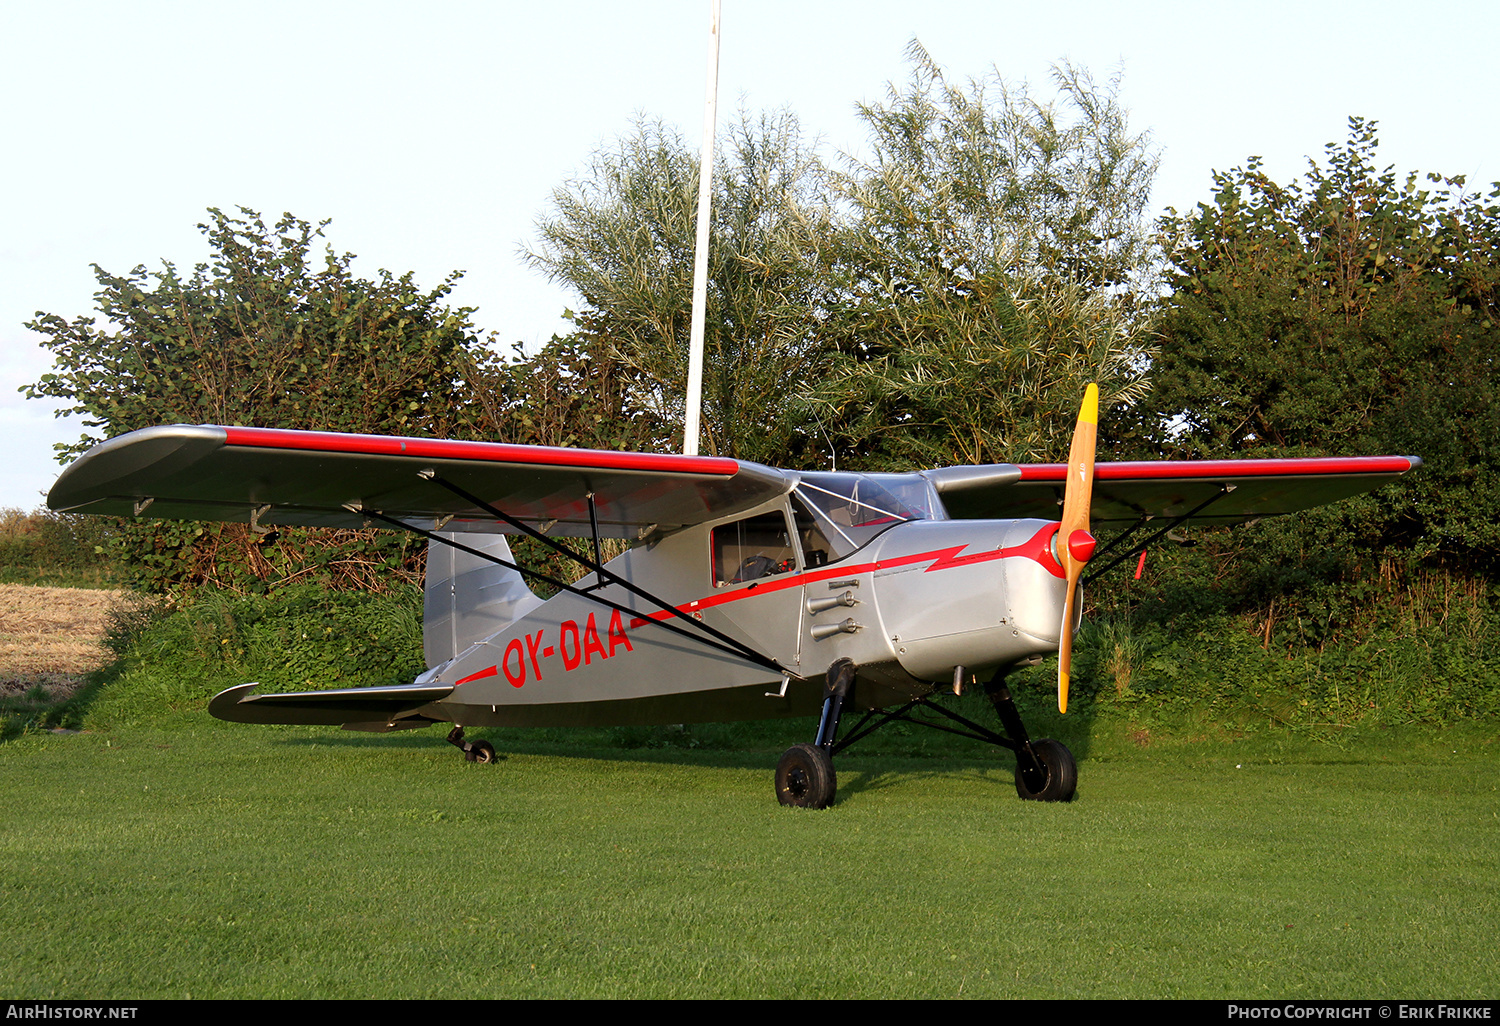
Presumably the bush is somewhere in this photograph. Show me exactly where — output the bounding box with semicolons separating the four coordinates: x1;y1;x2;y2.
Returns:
85;584;425;727
0;508;121;587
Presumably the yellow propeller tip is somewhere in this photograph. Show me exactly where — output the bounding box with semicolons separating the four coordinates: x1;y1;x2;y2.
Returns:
1080;383;1099;427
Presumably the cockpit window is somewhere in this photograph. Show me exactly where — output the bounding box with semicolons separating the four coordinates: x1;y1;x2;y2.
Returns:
711;511;797;587
790;493;835;569
794;472;940;558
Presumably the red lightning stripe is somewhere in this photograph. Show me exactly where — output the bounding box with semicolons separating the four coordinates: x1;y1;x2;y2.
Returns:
626;523;1062;629
454;665;499;685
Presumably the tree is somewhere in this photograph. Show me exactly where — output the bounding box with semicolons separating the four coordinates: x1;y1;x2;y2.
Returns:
25;207;490;592
524;111;837;465
810;275;1154;467
459;334;671;454
28;207;483;457
1149;118;1500;571
809;43;1161;468
839;42;1159;295
523;46;1164;472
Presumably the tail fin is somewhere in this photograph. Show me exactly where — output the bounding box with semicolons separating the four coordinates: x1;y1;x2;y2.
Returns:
423;533;544;668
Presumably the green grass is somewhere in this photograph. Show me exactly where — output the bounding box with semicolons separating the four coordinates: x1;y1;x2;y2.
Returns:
4;586;1496;998
2;709;1496;999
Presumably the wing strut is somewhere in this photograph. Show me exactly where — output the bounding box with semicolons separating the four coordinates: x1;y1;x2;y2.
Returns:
353;501;785;677
1082;484;1237;586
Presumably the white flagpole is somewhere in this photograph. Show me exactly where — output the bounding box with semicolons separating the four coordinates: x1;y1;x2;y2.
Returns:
683;0;720;457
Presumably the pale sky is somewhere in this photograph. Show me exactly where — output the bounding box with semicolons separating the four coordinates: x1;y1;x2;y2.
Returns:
3;0;1495;509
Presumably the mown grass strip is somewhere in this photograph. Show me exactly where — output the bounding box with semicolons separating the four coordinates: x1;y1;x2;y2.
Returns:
2;716;1495;999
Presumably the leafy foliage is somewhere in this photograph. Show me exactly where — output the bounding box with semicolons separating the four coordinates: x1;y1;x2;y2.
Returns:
85;584;425;726
1068;594;1500;728
0;508;119;587
526;46;1163;471
1147;118;1500;581
811;274;1155;468
838;43;1159;296
810;43;1160;468
27;207;484;454
460;336;671;454
525;112;837;464
26;208;489;593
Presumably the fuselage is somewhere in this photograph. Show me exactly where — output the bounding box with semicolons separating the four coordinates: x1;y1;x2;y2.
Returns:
415;468;1072;728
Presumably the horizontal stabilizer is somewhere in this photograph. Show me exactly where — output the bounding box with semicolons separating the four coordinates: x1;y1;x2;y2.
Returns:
208;681;454;729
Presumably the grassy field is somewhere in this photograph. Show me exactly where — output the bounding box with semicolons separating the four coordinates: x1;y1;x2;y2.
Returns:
3;710;1496;999
0;584;136;738
1;582;1496;999
0;584;127;678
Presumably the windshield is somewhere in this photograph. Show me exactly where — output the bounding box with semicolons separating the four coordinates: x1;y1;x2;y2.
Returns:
794;472;941;559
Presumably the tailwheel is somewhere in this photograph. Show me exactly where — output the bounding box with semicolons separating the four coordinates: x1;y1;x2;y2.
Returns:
775;743;836;809
1014;738;1077;802
448;726;497;765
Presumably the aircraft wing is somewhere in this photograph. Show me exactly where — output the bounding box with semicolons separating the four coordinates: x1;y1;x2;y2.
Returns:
930;456;1422;526
47;425;791;539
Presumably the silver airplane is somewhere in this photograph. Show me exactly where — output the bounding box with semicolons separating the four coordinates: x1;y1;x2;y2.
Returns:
47;387;1419;807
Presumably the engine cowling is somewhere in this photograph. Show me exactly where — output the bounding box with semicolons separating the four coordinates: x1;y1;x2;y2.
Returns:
864;518;1071;682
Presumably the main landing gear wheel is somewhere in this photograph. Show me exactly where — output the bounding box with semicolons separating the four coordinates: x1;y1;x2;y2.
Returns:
1015;738;1077;802
775;743;836;808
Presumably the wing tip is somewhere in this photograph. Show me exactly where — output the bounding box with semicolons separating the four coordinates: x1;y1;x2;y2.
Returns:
208;682;263;722
48;425;229;512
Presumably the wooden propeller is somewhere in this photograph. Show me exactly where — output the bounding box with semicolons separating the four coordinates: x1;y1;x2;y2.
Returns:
1055;384;1099;714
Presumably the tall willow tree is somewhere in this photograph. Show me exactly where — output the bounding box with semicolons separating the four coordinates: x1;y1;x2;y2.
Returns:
524;111;836;464
524;45;1164;471
813;43;1161;469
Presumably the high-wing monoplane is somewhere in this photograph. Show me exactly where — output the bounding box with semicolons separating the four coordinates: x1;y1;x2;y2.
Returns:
47;387;1419;807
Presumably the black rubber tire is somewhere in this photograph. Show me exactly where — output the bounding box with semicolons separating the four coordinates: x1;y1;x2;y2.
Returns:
1014;738;1077;802
467;740;497;764
775;743;836;808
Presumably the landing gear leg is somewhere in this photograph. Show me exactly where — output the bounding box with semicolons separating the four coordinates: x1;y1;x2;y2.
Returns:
813;658;855;750
446;725;496;765
985;675;1075;802
775;659;855;808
